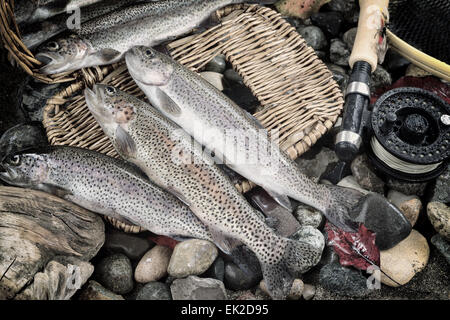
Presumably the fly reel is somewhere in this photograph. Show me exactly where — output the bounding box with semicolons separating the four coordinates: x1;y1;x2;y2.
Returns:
367;87;450;182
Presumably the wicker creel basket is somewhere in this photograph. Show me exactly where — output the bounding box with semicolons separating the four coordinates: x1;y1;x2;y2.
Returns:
42;4;343;232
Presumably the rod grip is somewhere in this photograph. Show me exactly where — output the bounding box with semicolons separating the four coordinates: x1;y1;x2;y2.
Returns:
349;0;389;71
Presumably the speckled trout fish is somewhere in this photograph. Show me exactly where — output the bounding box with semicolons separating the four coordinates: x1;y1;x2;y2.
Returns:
85;84;324;300
35;0;276;74
0;146;213;242
125;46;372;232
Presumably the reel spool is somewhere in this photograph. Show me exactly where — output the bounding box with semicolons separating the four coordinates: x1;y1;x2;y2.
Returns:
367;87;450;182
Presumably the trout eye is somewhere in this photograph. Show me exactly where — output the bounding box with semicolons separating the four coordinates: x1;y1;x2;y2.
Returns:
145;49;154;58
47;41;59;51
7;155;21;166
105;86;116;95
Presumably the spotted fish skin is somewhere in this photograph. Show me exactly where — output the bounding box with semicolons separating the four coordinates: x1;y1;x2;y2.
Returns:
35;0;276;74
85;84;324;300
126;46;366;232
0;146;213;242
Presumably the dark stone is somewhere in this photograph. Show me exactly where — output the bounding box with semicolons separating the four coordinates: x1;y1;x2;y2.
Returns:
349;193;412;250
224;261;261;291
342;27;357;50
202;256;225;282
319;262;370;297
135;282;172;300
326;63;349;92
383;50;410;72
95;253;134;295
324;0;359;24
320;161;352;185
310;12;344;37
205;55;226;74
431;234;450;265
222;83;259;113
223;245;263;290
370;65;392;92
104;230;153;261
21;79;66;122
318;244;340;266
298;26;328;50
329;38;351;66
350;154;385;194
224;69;243;84
0;122;48;161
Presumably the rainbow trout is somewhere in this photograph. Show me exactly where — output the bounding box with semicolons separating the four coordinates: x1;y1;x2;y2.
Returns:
85;84;324;299
125;46;375;232
0;146;213;242
35;0;276;74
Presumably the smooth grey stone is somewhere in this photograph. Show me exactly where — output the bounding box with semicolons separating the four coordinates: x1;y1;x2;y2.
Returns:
324;0;358;23
104;230;153;261
202;256;225;282
342;27;357;50
224;261;261;291
224;245;263;289
299;26;328;50
224;69;243;84
171;276;227;300
371;64;392;91
319;262;370;297
95;253;134;295
383;49;410;71
205;55;226;73
135;282;172;300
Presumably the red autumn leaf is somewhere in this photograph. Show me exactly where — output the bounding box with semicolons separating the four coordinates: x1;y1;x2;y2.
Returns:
148;235;179;249
325;221;380;270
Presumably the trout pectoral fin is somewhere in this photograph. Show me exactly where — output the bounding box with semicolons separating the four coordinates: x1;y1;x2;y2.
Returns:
115;125;137;157
154;88;181;116
209;228;233;255
38;183;72;198
264;189;292;212
96;48;122;64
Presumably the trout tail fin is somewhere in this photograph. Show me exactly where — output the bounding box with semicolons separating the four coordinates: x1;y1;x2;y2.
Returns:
260;236;324;299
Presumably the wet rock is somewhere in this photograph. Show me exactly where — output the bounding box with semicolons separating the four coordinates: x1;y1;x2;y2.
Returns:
386;178;427;197
342;27;357;50
329;38;350;66
202;256;225;282
200;72;225;91
350;193;412;250
427;202;450;241
302;283;316;300
295;204;324;228
387;190;422;226
21;79;65;122
95;254;134;295
337;176;370;194
259;278;304;300
224;261;261;291
225;245;263;288
405;64;432;78
275;0;331;19
205;55;226;74
383;50;410;72
324;0;358;23
380;230;430;287
224;69;243;84
135;245;172;283
371;65;392;91
431;234;450;265
104;230;153;261
350;154;385;193
326;63;349;92
298;25;328;50
319;262;370;297
222;83;259;113
295;146;338;182
0;122;48;160
168;239;218;278
430;165;450;203
315;50;327;60
310;11;344;37
171;276;227;300
79;280;124;300
290;226;325;268
135;282;172;300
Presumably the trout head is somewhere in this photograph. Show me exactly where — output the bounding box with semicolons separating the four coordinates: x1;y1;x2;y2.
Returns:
125;46;174;86
85;84;138;158
0;150;49;188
